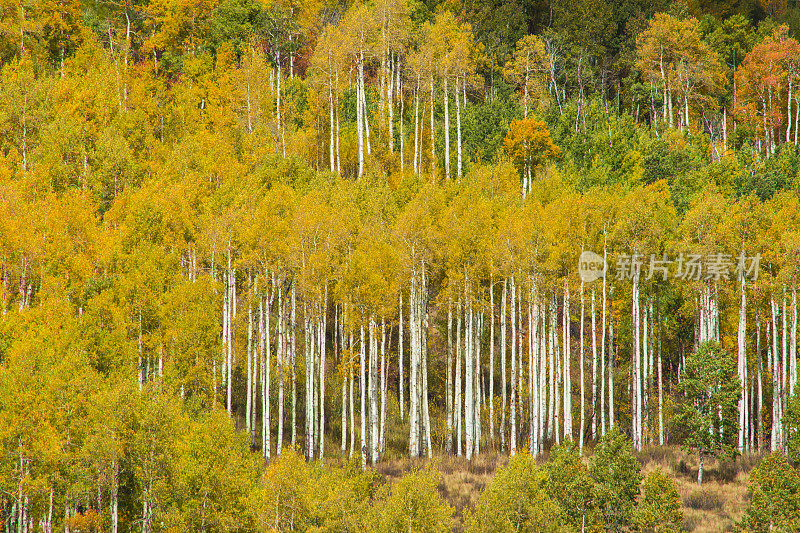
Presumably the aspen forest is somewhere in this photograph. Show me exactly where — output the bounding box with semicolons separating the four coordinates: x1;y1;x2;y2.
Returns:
5;0;800;530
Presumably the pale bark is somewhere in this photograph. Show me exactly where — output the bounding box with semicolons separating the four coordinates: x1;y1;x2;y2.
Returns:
580;282;586;451
430;78;435;175
510;276;517;456
400;293;405;420
609;285;615;430
380;319;387;455
564;280;572;441
500;279;507;450
360;324;367;467
489;279;495;444
447;300;454;453
444;76;450;180
456;77;463;178
738;273;747;452
456;300;463;456
591;286;598;443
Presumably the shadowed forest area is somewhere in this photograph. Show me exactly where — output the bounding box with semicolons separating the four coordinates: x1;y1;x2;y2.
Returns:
4;0;800;530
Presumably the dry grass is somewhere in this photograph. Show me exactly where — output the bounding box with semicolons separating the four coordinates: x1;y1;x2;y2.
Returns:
640;448;755;533
375;445;759;532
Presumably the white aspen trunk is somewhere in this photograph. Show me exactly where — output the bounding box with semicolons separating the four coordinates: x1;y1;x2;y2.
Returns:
548;295;556;441
738;273;747;452
247;295;253;435
609;286;615;431
400;293;405;420
409;273;419;457
633;272;641;451
580;282;585;451
757;311;763;451
772;298;780;451
784;289;789;430
360;323;367;467
642;297;649;445
430;78;435;175
349;326;356;458
591;288;598;441
422;270;433;458
529;286;538;455
388;52;394;154
792;289;797;398
475;311;482;454
456;77;463;178
357;52;365;177
510;275;517;456
370;318;379;465
501;279;507;450
466;298;474;460
399;66;405;171
228;265;235;416
329;83;335;172
564;280;572;441
291;284;297;449
276;58;282;155
490;278;495;444
539;301;546;450
658;310;664;446
263;288;272;460
788;76;793;143
340;307;347;454
277;279;284;455
554;292;561;445
456;300;463;456
648;298;654;444
413;80;420;174
318;296;322;459
517;292;523;441
380;319;387;454
305;307;314;460
447;300;454;453
336;84;341;174
444;76;450;180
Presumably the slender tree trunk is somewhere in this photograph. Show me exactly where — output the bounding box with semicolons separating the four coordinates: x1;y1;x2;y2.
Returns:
380;319;387;455
360;323;367;467
490;278;495;444
430;78;436;176
501;279;507;450
609;285;615;430
466;296;474;459
357;52;365;177
400;293;405;420
447;300;454;453
340;307;347;455
757;310;763;451
738;273;747;452
263;286;272;459
370;318;379;465
772;297;780;451
658;308;664;446
564;280;572;441
539;300;546;450
444;76;450;180
456;299;463;456
510;275;517;456
591;288;597;442
456;76;463;179
580;282;585;451
277;279;285;455
413;80;420;175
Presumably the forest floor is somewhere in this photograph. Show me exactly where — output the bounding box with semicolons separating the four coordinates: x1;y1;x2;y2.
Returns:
375;445;760;532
